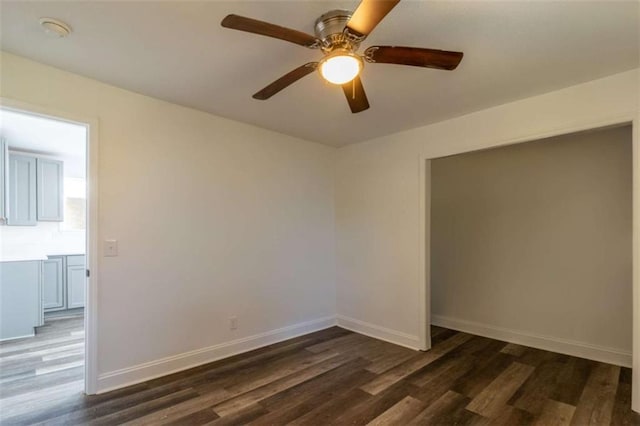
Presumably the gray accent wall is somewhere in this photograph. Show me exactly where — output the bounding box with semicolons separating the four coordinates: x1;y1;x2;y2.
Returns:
431;125;633;353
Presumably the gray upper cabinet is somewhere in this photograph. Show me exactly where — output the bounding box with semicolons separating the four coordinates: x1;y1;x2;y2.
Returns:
0;139;7;222
7;154;37;226
43;257;65;311
37;158;64;221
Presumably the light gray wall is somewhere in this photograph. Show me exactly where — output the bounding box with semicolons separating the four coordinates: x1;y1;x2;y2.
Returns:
431;125;632;352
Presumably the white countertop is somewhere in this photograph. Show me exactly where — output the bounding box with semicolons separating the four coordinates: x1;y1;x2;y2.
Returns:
0;254;86;263
0;254;49;262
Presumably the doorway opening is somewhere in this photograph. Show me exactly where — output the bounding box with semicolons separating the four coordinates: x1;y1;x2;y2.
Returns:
421;120;639;414
0;105;96;415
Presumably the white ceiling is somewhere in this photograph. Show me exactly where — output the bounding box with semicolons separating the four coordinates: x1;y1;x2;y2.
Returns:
1;1;638;147
0;109;87;178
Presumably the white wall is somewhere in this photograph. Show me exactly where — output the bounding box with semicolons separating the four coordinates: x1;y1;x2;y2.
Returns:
0;52;337;392
335;69;639;349
431;126;632;358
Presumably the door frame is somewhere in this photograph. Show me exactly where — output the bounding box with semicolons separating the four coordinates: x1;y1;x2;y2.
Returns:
1;97;100;395
419;113;639;412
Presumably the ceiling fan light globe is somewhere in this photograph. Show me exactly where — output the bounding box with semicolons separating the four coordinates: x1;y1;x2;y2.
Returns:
319;54;362;85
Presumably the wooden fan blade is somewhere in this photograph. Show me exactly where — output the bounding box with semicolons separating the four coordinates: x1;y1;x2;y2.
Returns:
221;14;319;48
253;63;318;100
345;0;401;38
365;46;463;70
341;76;370;113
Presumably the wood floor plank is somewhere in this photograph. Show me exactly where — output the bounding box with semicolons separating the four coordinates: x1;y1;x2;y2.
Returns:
87;388;199;426
501;343;527;357
364;348;416;375
452;352;515;398
360;332;473;395
409;352;474;388
305;332;367;354
475;405;535;426
551;357;595;407
407;390;470;425
331;379;417;425
0;380;85;422
251;358;374;425
120;388;229;425
289;387;372;426
409;362;477;411
570;363;620;426
212;352;351;417
204;403;268;426
533;399;575;426
611;368;640;426
163;407;219;426
509;360;565;415
466;361;535;418
36;380;190;425
221;349;340;396
366;395;427;426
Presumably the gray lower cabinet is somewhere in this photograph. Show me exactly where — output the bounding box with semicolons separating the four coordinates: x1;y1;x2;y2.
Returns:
0;260;43;341
67;265;86;309
0;139;7;221
43;255;85;313
37;158;64;221
7;154;37;226
42;257;65;311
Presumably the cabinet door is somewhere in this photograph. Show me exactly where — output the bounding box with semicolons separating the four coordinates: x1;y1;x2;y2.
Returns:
0;139;7;221
43;258;65;311
0;261;41;340
7;154;37;226
37;158;64;221
67;265;85;309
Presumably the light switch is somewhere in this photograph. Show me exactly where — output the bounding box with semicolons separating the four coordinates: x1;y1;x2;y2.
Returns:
104;240;118;257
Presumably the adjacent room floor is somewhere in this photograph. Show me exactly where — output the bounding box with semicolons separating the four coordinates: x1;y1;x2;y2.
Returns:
0;316;85;423
0;324;637;425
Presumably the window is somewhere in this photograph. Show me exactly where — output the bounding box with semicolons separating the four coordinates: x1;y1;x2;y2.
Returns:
61;177;86;231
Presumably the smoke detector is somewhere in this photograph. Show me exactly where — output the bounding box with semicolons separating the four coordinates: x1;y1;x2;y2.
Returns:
39;18;72;38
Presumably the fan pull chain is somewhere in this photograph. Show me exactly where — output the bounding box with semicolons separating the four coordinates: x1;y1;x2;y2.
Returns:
352;79;355;100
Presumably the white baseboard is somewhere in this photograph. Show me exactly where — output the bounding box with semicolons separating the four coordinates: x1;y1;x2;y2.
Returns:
431;314;632;368
336;315;421;350
96;315;337;394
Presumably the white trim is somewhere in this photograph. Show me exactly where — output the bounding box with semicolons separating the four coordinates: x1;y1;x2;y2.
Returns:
336;314;421;350
417;158;430;351
0;97;100;395
96;316;336;394
633;116;640;412
432;314;632;368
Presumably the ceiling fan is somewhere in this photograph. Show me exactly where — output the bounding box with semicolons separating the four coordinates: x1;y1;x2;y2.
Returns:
221;0;463;114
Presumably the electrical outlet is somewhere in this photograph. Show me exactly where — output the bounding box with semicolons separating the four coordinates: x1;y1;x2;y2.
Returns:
229;316;238;330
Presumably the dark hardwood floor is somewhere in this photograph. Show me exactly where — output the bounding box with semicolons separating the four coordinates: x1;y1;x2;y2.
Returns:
1;319;638;425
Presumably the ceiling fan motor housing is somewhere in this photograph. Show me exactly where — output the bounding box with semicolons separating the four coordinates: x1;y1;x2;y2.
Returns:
314;10;357;52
